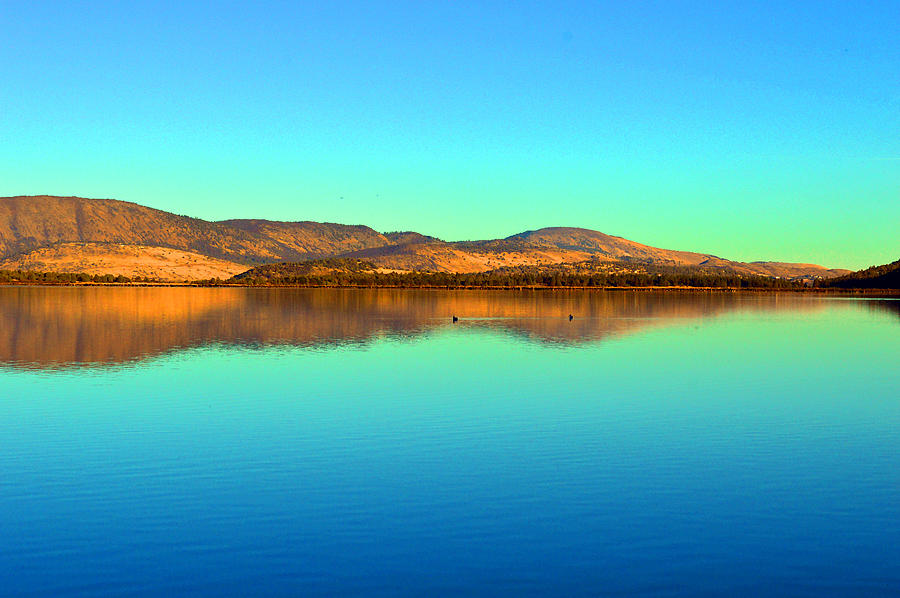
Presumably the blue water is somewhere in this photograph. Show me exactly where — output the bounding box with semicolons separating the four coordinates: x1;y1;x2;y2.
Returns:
1;288;898;596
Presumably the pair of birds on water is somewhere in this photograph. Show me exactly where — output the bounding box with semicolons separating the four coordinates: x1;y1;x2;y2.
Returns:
451;314;575;322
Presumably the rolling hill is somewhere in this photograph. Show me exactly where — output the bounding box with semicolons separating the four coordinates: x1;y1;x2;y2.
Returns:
0;196;852;281
0;196;391;266
340;227;850;280
824;259;900;289
217;219;391;259
0;243;247;281
0;195;273;264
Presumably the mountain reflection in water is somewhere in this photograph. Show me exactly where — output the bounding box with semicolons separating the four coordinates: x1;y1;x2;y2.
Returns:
0;287;833;369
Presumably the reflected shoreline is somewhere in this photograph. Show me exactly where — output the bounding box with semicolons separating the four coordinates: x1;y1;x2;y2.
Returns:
2;282;898;294
0;287;892;370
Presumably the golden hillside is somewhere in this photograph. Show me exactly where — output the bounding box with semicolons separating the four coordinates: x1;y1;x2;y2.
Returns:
219;219;392;259
338;228;851;279
0;196;850;281
0;196;390;265
0;243;248;281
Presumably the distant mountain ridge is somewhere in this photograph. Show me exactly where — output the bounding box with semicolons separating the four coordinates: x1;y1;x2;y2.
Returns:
0;196;385;264
217;219;390;260
342;227;850;280
0;195;852;281
1;242;248;281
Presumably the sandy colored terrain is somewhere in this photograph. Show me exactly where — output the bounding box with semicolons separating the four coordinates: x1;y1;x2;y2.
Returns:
343;242;599;273
0;195;395;263
0;197;852;280
341;239;851;279
0;243;249;281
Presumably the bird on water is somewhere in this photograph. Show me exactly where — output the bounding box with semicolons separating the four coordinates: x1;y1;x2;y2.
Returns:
569;314;574;321
452;315;458;323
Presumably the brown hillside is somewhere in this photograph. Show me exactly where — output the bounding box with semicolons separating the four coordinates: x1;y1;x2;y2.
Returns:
383;231;441;245
0;196;848;280
508;227;720;265
219;219;390;259
0;196;283;264
337;230;848;280
507;228;850;278
340;241;596;273
0;196;398;265
745;261;851;279
0;243;248;281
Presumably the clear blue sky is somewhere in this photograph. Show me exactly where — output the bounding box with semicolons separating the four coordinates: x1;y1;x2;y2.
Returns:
1;1;897;269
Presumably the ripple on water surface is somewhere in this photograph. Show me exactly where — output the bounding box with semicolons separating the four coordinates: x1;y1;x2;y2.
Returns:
1;289;898;596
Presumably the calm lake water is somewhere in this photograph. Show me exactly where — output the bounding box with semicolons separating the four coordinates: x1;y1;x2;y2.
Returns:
1;287;898;597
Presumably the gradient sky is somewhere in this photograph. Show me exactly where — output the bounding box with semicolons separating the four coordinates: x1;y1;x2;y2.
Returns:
1;1;897;269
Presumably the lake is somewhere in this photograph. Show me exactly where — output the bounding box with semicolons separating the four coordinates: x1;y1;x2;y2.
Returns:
1;287;898;597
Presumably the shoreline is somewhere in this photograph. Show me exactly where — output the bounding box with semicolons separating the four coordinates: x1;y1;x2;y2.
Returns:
0;281;897;296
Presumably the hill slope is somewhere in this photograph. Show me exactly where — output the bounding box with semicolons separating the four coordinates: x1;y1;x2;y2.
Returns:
506;227;714;265
218;219;390;259
0;196;397;265
0;196;850;281
504;228;850;279
0;243;247;281
336;228;850;279
0;196;279;264
825;259;900;289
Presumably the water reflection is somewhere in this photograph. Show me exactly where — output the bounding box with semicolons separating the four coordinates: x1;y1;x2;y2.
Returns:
0;287;832;369
868;299;900;319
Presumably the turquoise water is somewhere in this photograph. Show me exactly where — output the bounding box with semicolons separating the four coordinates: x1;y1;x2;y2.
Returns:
1;288;898;596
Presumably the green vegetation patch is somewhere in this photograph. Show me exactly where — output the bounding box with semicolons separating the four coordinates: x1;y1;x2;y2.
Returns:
228;259;802;289
232;258;379;282
0;270;139;284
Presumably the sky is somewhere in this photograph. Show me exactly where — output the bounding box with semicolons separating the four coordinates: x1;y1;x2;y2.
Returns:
1;1;897;269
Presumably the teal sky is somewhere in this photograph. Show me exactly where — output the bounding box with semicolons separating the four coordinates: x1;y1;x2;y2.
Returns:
1;1;897;270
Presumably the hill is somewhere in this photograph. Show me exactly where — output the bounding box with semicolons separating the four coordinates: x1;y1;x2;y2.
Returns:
337;239;593;273
231;258;381;280
336;228;850;280
0;196;851;282
0;243;247;281
506;227;713;265
231;257;802;289
0;195;277;264
383;231;441;245
0;196;395;266
502;228;849;279
218;219;390;259
824;259;900;289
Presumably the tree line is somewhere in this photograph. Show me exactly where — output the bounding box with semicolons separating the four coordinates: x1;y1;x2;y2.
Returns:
0;266;809;289
0;270;144;284
816;259;899;289
227;269;802;289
